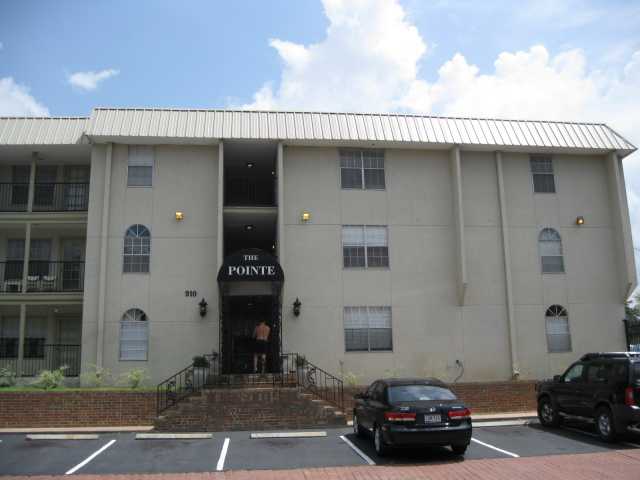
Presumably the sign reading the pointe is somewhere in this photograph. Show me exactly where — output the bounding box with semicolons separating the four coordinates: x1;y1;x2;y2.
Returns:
217;249;284;283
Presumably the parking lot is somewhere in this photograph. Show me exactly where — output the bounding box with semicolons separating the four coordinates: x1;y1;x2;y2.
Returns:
1;421;639;476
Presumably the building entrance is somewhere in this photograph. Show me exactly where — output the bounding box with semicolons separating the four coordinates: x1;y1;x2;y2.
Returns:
217;249;284;374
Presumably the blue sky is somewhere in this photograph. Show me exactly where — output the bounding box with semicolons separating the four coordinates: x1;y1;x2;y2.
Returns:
1;0;640;271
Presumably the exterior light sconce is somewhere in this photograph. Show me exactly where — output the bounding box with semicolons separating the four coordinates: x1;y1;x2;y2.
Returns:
199;298;208;317
301;211;311;223
293;297;302;317
246;162;254;168
576;216;585;226
245;224;254;231
175;211;184;221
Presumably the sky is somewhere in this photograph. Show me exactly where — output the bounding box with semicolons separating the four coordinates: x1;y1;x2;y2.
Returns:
1;0;640;278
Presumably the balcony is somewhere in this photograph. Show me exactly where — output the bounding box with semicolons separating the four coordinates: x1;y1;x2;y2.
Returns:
0;261;85;294
0;344;81;377
0;182;89;212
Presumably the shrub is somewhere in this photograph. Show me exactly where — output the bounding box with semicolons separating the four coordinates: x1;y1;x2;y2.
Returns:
192;356;210;368
120;368;148;389
295;355;307;368
81;364;113;387
34;366;68;390
0;368;17;387
342;371;359;388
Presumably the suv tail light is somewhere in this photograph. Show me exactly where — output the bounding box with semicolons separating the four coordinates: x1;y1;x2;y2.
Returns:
625;386;637;406
448;408;471;420
384;412;416;422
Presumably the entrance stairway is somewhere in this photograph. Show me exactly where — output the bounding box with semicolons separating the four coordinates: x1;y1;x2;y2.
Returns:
154;354;347;432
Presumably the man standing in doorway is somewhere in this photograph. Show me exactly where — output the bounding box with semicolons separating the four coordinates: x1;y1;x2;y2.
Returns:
253;319;271;374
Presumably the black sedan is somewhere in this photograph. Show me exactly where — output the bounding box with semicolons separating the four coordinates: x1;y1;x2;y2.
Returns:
353;378;472;456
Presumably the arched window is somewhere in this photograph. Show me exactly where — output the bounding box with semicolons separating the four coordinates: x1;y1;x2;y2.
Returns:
545;305;571;353
123;224;150;273
120;308;148;361
539;228;564;273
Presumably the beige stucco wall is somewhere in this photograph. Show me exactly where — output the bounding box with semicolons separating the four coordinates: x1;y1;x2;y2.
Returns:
82;144;220;382
281;146;628;385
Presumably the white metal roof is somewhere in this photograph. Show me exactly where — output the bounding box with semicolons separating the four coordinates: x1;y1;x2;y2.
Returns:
0;109;635;156
85;108;635;156
0;117;89;145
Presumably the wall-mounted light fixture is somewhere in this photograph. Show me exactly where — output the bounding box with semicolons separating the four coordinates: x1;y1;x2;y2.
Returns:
199;298;208;317
246;162;254;168
301;211;311;222
175;211;184;221
293;298;302;317
245;224;254;231
576;216;585;226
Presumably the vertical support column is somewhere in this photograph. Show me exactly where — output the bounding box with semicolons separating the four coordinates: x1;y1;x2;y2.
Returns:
217;141;224;270
96;143;113;368
496;152;519;378
450;146;467;305
276;142;284;261
607;152;637;301
27;155;36;212
21;223;32;293
17;304;26;376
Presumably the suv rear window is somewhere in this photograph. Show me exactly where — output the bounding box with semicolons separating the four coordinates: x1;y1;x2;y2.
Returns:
632;362;640;381
388;385;457;402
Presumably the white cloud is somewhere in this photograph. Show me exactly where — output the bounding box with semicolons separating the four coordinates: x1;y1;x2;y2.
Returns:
245;0;640;290
68;68;119;91
0;77;49;116
0;42;3;50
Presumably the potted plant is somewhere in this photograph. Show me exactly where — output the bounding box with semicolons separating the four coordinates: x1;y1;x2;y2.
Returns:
192;355;210;387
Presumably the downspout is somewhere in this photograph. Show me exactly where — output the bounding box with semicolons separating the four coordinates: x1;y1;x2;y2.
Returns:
496;151;519;378
217;141;224;270
96;143;112;368
450;146;467;305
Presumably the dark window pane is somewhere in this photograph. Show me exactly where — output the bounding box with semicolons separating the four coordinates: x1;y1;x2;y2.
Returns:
369;328;392;351
24;338;45;358
533;173;555;193
364;169;385;189
0;338;18;358
542;256;564;273
127;166;153;187
341;168;362;189
345;328;368;351
343;246;365;268
388;385;456;402
367;246;389;267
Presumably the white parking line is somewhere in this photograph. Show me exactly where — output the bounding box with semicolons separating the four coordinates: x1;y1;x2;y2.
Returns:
65;439;116;475
339;435;376;465
471;437;520;458
216;437;230;471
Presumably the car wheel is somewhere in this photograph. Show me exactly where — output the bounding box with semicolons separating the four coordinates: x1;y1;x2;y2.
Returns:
374;425;389;456
538;397;561;427
595;406;617;442
451;444;468;455
353;413;365;437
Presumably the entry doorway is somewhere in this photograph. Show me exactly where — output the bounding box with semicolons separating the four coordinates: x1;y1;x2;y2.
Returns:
220;295;280;374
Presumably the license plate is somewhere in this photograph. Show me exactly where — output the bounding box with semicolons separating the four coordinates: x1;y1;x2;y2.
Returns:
424;414;441;424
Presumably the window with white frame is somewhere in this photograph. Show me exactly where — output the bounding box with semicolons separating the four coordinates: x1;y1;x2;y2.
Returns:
344;306;392;352
530;155;556;193
545;305;571;353
120;308;148;361
127;146;154;187
539;228;564;273
123;224;151;273
340;149;385;190
342;226;389;268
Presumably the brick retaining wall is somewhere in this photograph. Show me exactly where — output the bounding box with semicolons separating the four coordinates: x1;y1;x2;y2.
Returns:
0;391;156;428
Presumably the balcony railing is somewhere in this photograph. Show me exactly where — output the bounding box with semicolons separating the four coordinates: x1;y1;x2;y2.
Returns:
0;183;29;211
0;261;85;293
32;183;89;211
0;182;89;212
0;344;81;377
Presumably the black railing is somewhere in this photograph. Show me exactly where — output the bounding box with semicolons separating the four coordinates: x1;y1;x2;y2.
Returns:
624;319;640;351
0;183;29;211
0;344;80;377
157;352;344;415
0;261;84;293
0;261;23;292
32;183;89;211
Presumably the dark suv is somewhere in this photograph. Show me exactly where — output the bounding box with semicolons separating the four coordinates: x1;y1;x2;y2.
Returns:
536;352;640;441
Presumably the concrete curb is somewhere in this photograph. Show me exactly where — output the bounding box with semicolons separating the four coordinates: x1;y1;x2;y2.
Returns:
1;426;154;434
26;434;100;440
251;431;327;439
136;433;213;440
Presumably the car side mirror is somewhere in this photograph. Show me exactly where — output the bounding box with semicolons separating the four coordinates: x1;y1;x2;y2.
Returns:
553;375;562;382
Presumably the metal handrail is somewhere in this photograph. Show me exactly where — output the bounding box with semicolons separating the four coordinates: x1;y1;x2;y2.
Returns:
156;352;344;415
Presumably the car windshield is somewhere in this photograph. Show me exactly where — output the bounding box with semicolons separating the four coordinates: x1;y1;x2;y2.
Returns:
633;362;640;381
388;385;456;402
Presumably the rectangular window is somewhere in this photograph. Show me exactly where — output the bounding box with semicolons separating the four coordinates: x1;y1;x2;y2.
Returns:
120;321;148;361
0;317;19;358
340;149;385;190
342;226;389;268
128;146;154;187
24;318;46;359
11;165;30;207
530;155;555;193
344;306;392;352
